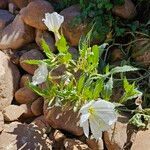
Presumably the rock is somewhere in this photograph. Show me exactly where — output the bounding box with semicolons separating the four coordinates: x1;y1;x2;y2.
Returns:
45;106;83;136
0;0;8;9
0;15;35;50
0;10;14;31
20;103;34;118
60;5;87;46
15;87;39;104
10;0;33;9
35;29;56;52
0;51;20;110
131;126;150;150
104;115;137;150
49;129;66;150
31;97;44;116
0;111;4;132
2;105;25;121
20;74;32;88
132;38;150;68
32;115;50;133
64;138;91;150
0;121;52;149
20;49;45;75
20;0;54;30
86;138;104;150
112;0;136;19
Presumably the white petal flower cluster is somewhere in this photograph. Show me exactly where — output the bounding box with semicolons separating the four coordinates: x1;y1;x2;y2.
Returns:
79;99;117;140
32;63;48;85
42;12;64;42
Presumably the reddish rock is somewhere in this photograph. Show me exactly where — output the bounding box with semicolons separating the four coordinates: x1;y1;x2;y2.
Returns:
20;0;54;30
35;29;56;52
20;74;32;88
10;0;33;9
15;87;39;104
0;51;20;111
60;5;87;46
0;111;4;132
0;10;14;31
31;97;44;116
0;0;8;9
45;106;83;136
20;49;45;75
112;0;136;19
64;138;91;150
31;115;50;133
0;15;35;50
49;129;66;150
20;103;34;118
2;105;25;121
0;122;52;149
131;126;150;150
104;115;137;150
86;138;104;150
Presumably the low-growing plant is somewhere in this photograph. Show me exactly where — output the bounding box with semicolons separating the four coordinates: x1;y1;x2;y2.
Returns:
25;12;149;139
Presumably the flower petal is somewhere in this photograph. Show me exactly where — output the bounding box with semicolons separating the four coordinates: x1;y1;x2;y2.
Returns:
32;63;48;85
42;12;64;32
79;100;95;114
80;113;89;126
82;120;89;138
89;116;103;140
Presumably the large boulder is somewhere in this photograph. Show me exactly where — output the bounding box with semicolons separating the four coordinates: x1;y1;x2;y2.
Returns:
45;106;83;136
0;15;35;50
0;51;20;110
0;10;14;31
20;0;54;30
0;122;52;149
60;5;87;46
112;0;136;19
20;49;45;75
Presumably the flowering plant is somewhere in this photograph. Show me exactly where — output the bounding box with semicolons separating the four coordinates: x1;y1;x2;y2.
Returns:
26;12;143;139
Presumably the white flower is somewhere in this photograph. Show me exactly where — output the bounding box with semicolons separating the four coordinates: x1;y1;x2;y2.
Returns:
32;63;48;85
42;12;64;41
79;99;117;140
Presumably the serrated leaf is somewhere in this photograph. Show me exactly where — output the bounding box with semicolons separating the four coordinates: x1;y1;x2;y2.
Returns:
93;78;104;99
41;39;54;60
101;76;113;101
77;75;86;95
110;65;138;74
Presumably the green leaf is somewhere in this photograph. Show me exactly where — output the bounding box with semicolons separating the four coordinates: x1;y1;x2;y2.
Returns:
41;39;54;60
110;65;138;75
101;76;113;101
56;36;68;53
92;45;99;67
28;82;50;97
77;75;86;95
93;78;104;99
119;78;142;103
24;59;43;65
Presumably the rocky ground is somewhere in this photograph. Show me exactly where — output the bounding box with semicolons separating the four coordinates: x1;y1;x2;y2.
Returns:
0;0;149;150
